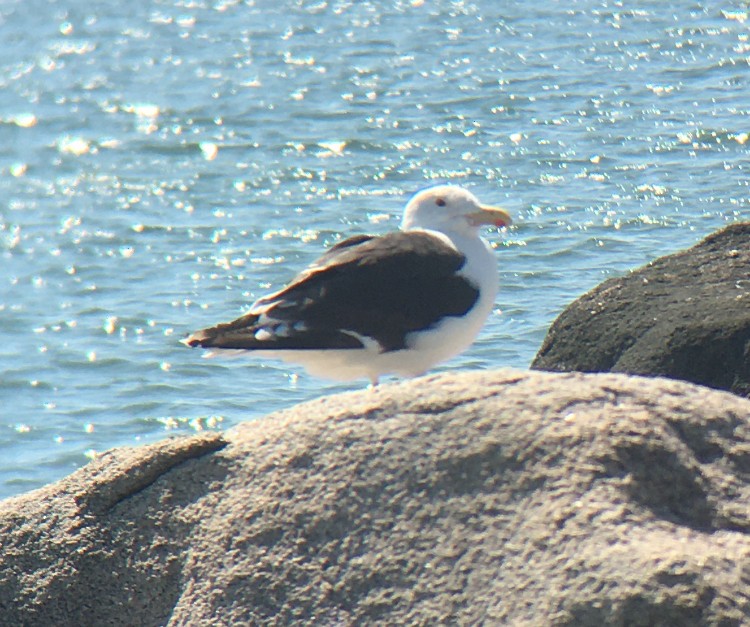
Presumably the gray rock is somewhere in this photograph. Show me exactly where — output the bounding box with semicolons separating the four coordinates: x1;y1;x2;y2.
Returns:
531;223;750;397
1;369;750;625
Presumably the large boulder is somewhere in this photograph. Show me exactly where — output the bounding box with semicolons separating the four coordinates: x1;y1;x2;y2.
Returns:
532;223;750;397
2;369;750;625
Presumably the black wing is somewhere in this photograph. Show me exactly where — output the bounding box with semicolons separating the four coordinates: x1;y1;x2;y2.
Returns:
185;231;480;353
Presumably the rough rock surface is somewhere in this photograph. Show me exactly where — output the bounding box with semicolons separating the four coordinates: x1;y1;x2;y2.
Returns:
2;369;750;626
532;222;750;397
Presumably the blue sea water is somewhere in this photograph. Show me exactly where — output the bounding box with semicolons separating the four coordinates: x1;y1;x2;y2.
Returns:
0;0;747;498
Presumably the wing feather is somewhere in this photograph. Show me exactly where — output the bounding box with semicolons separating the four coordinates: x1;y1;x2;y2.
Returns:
184;231;480;352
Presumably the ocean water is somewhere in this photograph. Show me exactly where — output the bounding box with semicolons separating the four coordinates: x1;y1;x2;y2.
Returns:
0;0;747;498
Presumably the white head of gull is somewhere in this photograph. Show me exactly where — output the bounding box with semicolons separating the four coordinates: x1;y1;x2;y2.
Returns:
183;184;512;386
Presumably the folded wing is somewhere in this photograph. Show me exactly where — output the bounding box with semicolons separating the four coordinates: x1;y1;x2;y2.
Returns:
184;231;480;353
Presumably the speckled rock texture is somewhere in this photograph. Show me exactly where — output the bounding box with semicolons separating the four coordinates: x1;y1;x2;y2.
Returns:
532;223;750;398
1;369;750;626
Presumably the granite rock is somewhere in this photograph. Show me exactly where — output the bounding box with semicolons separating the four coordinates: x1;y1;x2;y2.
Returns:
1;369;750;625
532;223;750;397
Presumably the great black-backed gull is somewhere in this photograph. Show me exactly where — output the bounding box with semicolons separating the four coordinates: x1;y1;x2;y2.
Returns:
183;185;511;385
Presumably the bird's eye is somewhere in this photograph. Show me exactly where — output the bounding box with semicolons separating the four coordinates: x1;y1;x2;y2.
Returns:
435;198;446;207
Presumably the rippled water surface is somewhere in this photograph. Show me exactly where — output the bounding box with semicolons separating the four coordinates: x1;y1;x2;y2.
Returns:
0;0;747;497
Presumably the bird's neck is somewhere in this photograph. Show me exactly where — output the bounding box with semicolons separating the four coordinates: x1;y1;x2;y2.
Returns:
405;224;482;248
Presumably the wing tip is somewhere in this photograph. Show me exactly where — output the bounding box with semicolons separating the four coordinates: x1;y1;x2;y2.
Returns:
181;332;207;348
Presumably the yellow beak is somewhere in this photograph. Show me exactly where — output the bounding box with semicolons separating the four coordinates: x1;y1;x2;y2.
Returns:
467;204;512;228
